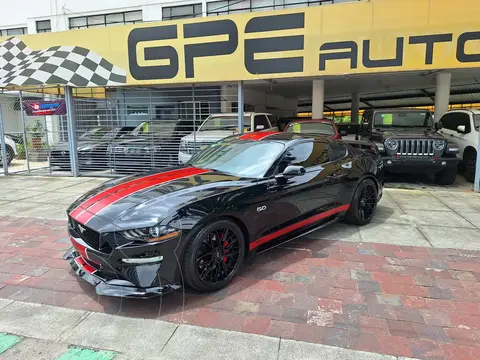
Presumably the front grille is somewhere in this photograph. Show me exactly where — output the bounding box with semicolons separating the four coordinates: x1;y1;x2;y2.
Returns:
69;217;112;253
184;141;213;155
397;139;434;156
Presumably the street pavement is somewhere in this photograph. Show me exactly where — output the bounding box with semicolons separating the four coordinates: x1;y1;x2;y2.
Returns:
0;175;479;359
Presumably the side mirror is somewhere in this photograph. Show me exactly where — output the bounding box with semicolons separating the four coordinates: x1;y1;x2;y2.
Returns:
340;130;348;137
283;165;306;177
255;125;265;131
457;125;466;133
435;122;443;130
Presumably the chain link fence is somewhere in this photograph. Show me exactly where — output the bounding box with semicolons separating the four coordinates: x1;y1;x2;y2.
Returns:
0;83;298;177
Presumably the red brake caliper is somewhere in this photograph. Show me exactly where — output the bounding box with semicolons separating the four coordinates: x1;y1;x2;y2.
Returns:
223;238;229;263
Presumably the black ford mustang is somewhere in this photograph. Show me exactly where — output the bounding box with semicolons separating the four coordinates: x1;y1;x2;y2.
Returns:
64;132;384;298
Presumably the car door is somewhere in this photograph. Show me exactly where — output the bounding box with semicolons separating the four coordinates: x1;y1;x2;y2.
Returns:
439;112;471;157
258;140;346;239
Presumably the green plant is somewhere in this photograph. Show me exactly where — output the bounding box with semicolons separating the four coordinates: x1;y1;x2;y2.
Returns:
28;120;44;136
16;142;26;159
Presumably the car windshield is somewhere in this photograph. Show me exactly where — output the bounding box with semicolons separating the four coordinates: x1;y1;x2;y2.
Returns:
474;114;480;129
79;128;109;139
285;121;335;135
131;121;178;136
188;140;285;178
200;116;250;131
373;111;433;128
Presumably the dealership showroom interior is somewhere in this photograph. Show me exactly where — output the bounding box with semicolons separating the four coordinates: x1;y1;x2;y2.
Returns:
0;0;480;359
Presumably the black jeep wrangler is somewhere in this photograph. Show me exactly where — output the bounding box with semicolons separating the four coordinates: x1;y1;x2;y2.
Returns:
357;108;460;185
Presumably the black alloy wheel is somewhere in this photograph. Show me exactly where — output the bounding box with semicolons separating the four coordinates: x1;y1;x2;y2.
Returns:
183;219;245;292
344;178;378;225
464;150;477;183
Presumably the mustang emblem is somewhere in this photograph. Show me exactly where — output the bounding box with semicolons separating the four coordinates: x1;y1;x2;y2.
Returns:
77;224;86;234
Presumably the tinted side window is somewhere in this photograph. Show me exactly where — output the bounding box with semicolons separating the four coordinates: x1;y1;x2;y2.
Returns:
279;141;330;171
254;115;270;130
441;113;458;131
456;113;471;132
328;143;347;162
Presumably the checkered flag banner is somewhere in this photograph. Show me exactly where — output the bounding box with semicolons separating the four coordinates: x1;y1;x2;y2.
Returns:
0;37;127;88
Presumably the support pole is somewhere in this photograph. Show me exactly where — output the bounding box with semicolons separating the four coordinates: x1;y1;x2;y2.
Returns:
65;86;79;177
19;91;30;173
312;79;325;119
351;92;360;124
474;128;480;192
434;73;451;121
237;81;244;134
0;105;8;175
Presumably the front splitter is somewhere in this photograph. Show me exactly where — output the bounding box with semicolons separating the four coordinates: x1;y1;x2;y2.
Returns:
64;248;181;299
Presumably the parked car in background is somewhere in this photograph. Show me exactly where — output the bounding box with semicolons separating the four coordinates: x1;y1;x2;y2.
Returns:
283;118;344;139
108;119;197;173
1;135;17;166
358;108;459;185
65;132;383;297
437;109;480;183
178;112;274;163
50;126;135;170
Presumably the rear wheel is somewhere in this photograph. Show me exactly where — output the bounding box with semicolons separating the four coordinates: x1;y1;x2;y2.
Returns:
434;167;457;185
464;149;477;183
183;219;245;292
344;178;378;225
6;145;14;165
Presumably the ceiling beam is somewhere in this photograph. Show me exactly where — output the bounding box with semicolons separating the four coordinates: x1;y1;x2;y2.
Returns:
420;89;435;101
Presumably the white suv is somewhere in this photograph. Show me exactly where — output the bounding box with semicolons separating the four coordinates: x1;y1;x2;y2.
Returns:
437;109;480;182
178;112;274;163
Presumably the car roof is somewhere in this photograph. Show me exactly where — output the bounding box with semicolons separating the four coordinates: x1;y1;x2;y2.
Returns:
365;108;431;113
286;118;334;123
210;112;271;117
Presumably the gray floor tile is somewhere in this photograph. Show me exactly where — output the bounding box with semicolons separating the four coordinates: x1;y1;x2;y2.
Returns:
419;226;480;251
63;312;177;358
403;209;476;228
310;222;361;242
1;337;69;360
358;223;431;247
159;324;279;360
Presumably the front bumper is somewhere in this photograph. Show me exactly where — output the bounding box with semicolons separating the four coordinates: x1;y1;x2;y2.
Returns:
64;232;184;298
382;156;459;174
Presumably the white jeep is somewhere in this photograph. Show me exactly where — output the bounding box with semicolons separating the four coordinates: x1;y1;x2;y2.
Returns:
178;112;274;163
437;109;480;182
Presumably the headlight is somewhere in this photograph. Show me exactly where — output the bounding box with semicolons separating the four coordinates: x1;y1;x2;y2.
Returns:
384;139;398;151
121;225;180;243
179;141;187;153
433;140;445;151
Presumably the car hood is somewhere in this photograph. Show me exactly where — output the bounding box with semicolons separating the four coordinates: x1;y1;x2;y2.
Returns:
373;128;444;140
67;166;249;233
181;130;239;143
52;140;102;151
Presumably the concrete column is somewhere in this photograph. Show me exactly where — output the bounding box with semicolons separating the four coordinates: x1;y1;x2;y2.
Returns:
65;86;79;177
351;92;360;123
434;73;451;121
237;81;244;134
312;80;325;119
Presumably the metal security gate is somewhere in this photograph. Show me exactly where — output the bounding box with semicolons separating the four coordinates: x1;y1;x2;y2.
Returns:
0;88;68;175
68;84;239;177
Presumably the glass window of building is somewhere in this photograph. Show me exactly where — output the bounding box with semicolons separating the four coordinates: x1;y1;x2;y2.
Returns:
207;0;356;15
162;4;203;20
0;27;27;36
69;10;143;29
36;20;51;33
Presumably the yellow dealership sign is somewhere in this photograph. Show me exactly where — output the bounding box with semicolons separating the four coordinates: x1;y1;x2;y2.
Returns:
1;0;480;88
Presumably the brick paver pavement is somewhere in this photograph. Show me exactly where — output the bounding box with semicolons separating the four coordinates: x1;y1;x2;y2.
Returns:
0;215;480;360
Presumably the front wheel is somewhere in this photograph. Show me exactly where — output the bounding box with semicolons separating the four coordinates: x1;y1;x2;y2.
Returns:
464;150;477;183
183;219;245;292
434;167;457;185
344;178;378;225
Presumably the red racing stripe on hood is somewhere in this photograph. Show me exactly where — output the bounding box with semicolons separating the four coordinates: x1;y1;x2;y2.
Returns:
238;131;278;141
72;167;210;225
69;168;188;219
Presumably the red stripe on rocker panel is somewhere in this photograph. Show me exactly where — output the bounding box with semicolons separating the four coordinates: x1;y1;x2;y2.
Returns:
73;167;210;225
249;205;350;250
69;168;188;219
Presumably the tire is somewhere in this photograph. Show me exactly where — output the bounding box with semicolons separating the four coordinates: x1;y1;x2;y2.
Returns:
6;145;14;165
434;167;457;185
344;178;378;226
463;149;477;183
183;219;245;292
